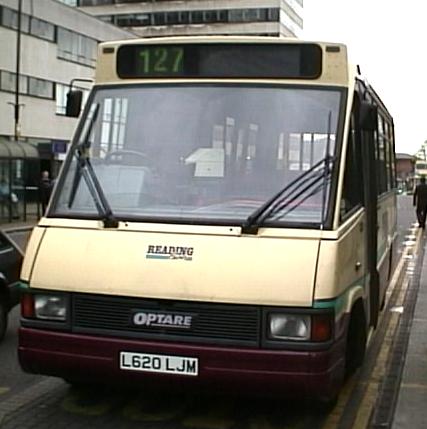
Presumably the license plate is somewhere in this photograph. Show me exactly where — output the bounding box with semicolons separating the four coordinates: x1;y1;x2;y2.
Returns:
120;352;198;376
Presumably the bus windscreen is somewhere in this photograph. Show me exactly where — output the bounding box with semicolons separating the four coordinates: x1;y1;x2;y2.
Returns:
116;43;322;79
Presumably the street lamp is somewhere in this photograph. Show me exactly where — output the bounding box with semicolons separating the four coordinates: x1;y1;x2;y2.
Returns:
12;0;23;141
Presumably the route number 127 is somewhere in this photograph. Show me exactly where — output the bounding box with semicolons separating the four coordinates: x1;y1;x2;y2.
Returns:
137;47;184;75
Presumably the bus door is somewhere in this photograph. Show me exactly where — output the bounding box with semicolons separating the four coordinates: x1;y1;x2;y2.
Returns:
359;97;380;328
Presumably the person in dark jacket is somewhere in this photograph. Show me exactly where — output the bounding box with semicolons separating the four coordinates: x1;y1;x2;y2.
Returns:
39;170;53;215
413;177;427;228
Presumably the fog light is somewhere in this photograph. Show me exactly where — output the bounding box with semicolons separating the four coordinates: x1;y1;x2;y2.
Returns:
34;295;67;321
269;314;311;341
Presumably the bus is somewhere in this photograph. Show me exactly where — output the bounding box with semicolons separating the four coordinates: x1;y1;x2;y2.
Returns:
18;37;397;403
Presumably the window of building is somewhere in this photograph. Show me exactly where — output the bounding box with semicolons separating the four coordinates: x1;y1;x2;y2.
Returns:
178;11;190;24
0;7;56;41
106;7;280;29
1;6;30;32
100;97;128;153
79;0;113;5
217;10;228;23
287;132;334;172
228;9;245;23
268;8;280;21
245;9;262;22
19;74;28;94
99;15;113;23
166;12;179;25
203;10;217;23
28;77;54;99
58;0;79;6
191;11;204;24
30;17;55;41
57;28;74;61
0;70;28;94
0;70;16;92
116;13;150;27
152;12;166;26
56;83;69;115
57;27;97;67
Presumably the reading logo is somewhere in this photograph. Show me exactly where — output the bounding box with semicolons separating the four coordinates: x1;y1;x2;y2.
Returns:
146;245;194;261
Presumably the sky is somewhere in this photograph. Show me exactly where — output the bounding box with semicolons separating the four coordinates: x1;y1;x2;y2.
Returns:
302;0;427;155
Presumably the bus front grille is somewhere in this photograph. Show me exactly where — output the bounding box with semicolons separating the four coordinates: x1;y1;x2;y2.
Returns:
72;293;261;347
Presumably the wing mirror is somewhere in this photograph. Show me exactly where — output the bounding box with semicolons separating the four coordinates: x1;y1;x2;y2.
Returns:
65;90;83;118
65;78;93;118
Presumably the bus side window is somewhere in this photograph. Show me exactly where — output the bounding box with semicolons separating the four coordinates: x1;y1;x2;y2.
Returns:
340;112;364;222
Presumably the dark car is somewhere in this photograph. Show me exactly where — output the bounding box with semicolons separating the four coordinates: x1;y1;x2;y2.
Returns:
0;230;23;341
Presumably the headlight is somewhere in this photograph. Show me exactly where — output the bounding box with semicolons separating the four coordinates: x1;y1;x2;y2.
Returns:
34;295;67;321
268;314;311;341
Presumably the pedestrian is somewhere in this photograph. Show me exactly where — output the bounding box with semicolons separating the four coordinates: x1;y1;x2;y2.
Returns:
413;176;427;228
39;170;53;214
0;178;19;219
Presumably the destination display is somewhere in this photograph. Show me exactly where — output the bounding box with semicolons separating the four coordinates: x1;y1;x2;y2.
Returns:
116;43;322;79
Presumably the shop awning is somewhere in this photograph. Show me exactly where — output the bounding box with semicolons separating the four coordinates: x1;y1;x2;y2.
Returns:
0;138;39;159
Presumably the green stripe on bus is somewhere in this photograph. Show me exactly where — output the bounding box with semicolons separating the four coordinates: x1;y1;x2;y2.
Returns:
16;280;30;291
313;276;367;312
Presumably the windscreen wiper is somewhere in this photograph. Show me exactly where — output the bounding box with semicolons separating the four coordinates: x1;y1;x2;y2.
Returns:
67;104;119;228
265;172;332;221
242;156;335;234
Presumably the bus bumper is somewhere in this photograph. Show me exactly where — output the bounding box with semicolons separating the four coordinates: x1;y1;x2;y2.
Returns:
19;327;345;399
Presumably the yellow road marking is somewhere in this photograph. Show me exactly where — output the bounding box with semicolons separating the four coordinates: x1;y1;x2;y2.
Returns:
399;383;427;390
122;393;187;422
61;388;112;416
321;376;358;427
183;415;235;429
182;399;235;429
247;415;304;429
0;387;10;395
248;415;277;429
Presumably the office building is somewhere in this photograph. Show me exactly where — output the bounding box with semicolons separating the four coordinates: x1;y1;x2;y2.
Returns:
0;0;133;176
76;0;303;38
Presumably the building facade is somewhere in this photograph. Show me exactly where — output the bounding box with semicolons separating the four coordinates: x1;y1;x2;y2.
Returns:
396;153;415;193
75;0;303;38
0;0;133;175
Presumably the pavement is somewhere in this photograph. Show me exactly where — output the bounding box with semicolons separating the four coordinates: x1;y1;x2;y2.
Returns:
392;235;427;428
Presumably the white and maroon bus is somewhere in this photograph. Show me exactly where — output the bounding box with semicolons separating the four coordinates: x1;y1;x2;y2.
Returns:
19;37;397;403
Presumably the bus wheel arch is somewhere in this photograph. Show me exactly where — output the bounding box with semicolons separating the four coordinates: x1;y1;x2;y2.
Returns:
345;299;367;377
